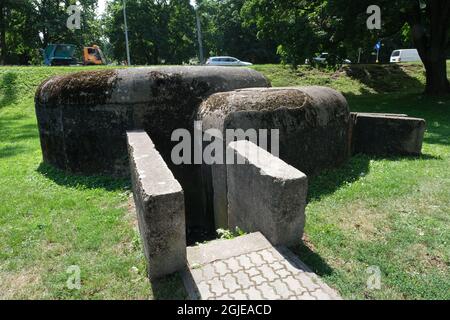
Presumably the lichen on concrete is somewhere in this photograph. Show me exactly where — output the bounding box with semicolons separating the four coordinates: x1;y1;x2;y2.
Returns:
200;88;308;115
199;86;351;176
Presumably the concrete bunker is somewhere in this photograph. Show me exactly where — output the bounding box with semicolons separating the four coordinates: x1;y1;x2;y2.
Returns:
35;68;426;273
35;67;271;243
35;67;270;176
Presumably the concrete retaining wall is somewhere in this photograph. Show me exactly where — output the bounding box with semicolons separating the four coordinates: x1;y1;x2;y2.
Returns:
227;141;308;246
351;113;426;156
127;130;186;279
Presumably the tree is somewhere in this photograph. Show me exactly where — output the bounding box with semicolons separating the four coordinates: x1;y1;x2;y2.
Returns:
406;0;450;94
167;0;196;64
322;0;450;95
198;0;277;63
0;0;102;65
104;0;196;65
0;0;40;65
33;0;101;49
243;0;450;95
241;0;329;66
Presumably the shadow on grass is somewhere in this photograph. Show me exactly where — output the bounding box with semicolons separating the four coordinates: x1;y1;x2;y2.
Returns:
0;113;39;145
424;127;450;146
37;162;130;191
0;71;18;107
150;273;187;300
0;145;28;159
308;152;440;202
343;64;424;94
307;154;371;202
289;242;334;277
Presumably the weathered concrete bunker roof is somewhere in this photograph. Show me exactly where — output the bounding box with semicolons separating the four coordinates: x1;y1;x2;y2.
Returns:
35;66;271;107
199;86;349;131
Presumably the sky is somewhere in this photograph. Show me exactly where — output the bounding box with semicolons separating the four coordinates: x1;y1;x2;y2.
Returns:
97;0;107;15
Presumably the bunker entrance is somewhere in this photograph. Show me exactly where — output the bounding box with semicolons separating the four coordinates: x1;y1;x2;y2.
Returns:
156;146;217;246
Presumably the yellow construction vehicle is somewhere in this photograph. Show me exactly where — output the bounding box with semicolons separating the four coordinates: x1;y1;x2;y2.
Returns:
43;44;107;66
82;45;107;65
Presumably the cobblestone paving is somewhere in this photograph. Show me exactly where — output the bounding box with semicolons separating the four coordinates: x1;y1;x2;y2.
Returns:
184;234;341;300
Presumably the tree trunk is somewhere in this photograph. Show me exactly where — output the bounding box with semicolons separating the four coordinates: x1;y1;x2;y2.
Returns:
423;51;450;95
409;0;450;95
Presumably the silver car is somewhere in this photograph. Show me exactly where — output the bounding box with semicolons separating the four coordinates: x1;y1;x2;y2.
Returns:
205;56;253;66
311;53;351;64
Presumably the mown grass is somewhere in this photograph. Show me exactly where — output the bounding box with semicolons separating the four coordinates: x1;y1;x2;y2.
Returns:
0;66;155;299
251;63;426;94
299;92;450;299
252;63;449;299
0;63;449;299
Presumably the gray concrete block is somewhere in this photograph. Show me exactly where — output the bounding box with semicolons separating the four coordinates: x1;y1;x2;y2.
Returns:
351;113;426;156
210;161;229;229
226;141;308;246
199;87;349;228
127;130;186;279
187;232;273;267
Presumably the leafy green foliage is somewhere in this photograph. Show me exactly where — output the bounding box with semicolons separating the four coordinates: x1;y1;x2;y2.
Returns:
104;0;196;65
197;0;277;63
242;0;326;66
217;227;247;240
0;0;104;65
102;0;277;65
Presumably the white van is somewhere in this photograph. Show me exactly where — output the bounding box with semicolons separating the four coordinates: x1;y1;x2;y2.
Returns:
390;49;422;63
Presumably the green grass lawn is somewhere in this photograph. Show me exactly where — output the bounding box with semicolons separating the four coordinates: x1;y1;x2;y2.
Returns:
0;64;449;299
300;92;450;299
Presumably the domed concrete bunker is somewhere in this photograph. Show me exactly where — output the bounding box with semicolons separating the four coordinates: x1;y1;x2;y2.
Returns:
35;67;271;176
35;68;425;247
35;67;271;242
199;86;351;175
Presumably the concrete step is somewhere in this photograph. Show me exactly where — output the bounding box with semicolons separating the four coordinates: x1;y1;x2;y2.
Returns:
182;232;341;300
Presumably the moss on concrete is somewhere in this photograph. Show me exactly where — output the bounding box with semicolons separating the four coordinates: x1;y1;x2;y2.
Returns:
35;69;118;107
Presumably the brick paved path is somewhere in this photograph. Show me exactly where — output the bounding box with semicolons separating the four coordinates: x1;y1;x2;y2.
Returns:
182;233;341;300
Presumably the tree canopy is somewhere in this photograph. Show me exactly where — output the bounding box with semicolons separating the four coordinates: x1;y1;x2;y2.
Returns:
0;0;449;94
